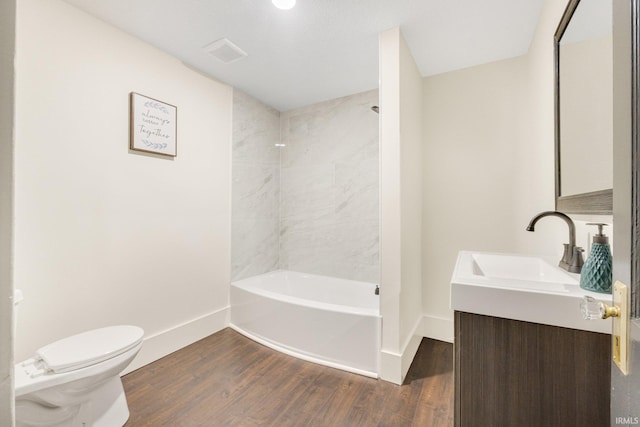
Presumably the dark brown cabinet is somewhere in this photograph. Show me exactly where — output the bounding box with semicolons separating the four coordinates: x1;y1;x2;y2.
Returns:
454;311;611;427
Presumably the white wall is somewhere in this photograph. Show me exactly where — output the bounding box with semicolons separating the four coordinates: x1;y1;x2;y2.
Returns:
518;0;615;257
420;0;613;342
398;33;424;377
513;0;614;259
15;0;232;370
379;28;423;385
0;0;16;423
421;56;526;341
513;0;569;254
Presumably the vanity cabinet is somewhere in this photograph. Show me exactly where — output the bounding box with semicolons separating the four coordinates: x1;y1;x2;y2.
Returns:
454;311;611;427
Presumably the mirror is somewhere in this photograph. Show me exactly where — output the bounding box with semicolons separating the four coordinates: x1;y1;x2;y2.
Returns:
555;0;613;214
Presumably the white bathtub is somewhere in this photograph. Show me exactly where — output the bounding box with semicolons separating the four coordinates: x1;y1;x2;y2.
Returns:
230;270;381;378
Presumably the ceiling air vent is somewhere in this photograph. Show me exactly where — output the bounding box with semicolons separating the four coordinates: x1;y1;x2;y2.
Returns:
203;38;248;64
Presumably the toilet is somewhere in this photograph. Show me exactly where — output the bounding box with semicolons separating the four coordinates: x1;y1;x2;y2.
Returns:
14;292;144;427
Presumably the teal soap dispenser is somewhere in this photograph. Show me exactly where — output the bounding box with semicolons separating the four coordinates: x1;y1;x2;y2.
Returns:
579;223;612;294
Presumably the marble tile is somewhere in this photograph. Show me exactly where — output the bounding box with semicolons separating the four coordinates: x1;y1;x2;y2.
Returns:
231;89;281;280
280;164;334;222
278;89;379;281
335;158;379;222
231;218;280;281
279;217;379;282
332;220;379;266
279;217;337;275
232;163;279;220
280;90;379;169
233;90;281;166
232;89;380;283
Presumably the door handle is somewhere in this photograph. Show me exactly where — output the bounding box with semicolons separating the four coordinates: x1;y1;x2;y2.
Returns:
581;295;620;319
581;282;628;375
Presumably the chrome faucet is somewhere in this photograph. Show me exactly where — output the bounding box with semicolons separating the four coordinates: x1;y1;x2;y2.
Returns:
526;211;584;273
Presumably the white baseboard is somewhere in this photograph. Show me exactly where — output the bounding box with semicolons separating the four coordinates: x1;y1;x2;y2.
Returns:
123;306;229;375
379;316;422;385
121;309;453;380
420;314;454;343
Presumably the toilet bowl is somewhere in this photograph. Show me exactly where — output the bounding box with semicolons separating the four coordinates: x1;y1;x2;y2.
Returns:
15;325;144;427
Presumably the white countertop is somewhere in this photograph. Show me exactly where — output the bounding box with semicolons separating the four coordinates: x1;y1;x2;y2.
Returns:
450;251;612;334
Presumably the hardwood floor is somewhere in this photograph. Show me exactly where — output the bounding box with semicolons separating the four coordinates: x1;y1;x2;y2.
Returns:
122;328;454;427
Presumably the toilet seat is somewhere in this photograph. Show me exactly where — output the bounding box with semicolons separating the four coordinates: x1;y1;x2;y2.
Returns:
35;325;144;373
15;325;144;398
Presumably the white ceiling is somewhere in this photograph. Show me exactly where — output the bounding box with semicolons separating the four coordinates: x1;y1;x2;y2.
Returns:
61;0;544;111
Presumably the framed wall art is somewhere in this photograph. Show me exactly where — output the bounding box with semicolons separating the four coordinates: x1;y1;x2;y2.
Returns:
130;92;177;157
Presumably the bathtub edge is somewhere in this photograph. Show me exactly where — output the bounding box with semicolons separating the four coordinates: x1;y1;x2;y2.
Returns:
229;323;379;379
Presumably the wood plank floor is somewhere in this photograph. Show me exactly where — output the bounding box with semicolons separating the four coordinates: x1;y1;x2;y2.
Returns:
122;328;454;427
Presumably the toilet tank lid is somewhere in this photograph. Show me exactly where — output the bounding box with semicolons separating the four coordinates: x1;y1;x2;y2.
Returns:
35;325;144;374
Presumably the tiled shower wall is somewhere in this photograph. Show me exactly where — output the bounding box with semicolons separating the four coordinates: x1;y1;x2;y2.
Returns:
231;89;379;283
279;90;379;282
231;91;281;281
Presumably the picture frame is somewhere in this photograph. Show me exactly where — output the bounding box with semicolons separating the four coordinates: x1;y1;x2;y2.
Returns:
129;92;177;157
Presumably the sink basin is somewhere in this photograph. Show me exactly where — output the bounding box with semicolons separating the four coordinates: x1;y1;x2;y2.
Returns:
471;253;578;291
451;251;611;334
